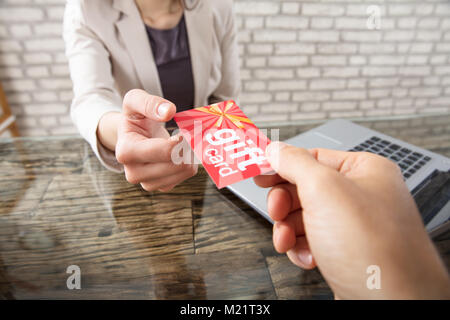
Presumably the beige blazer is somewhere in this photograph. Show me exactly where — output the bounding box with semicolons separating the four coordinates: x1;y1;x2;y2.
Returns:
63;0;240;171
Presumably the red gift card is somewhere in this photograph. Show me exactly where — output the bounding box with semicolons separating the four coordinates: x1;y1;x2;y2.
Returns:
173;100;272;189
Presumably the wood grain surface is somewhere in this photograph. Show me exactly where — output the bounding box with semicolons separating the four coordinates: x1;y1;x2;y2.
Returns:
0;116;449;299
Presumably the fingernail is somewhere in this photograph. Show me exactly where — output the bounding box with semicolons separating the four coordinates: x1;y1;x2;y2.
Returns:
157;102;171;119
297;249;313;266
262;169;277;176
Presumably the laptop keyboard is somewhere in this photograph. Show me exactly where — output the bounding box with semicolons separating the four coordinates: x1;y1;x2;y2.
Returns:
348;136;432;180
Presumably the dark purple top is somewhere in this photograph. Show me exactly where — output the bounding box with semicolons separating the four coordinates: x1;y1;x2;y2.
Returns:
145;15;195;128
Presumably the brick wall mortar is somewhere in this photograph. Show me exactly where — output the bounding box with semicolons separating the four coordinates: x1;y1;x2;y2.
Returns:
0;0;449;136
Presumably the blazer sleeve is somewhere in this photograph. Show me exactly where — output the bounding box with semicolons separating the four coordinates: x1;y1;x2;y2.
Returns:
210;0;241;104
63;0;123;172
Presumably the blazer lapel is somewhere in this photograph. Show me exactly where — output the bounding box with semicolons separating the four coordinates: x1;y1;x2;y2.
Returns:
113;0;163;97
185;1;213;107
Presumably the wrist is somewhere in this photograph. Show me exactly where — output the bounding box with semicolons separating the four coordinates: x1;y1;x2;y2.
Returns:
378;242;450;299
97;111;122;152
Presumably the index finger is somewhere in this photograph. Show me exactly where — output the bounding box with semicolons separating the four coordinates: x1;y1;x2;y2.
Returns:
123;89;176;122
116;134;182;164
255;145;374;188
253;148;331;188
309;148;393;178
267;143;378;184
253;174;285;188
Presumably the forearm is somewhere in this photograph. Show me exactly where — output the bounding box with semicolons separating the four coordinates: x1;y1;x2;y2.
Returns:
97;111;121;152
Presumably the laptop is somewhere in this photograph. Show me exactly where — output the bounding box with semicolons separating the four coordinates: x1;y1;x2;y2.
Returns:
227;119;450;238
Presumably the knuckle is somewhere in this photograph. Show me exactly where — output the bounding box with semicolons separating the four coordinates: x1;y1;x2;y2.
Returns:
360;152;402;176
294;146;310;156
141;183;156;192
189;164;198;176
369;152;397;168
386;158;402;174
124;168;139;185
179;163;195;175
307;148;320;158
180;164;197;177
123;89;138;108
115;143;130;164
284;146;305;158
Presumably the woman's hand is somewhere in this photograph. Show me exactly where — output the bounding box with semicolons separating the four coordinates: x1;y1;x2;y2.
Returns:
254;142;450;299
99;89;197;192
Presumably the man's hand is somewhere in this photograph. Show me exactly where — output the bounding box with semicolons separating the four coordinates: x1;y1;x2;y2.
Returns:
254;142;450;299
114;89;197;192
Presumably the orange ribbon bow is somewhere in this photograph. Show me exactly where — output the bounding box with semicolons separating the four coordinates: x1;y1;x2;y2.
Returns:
196;102;253;129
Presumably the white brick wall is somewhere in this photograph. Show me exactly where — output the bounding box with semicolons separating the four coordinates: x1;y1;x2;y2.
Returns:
0;0;450;136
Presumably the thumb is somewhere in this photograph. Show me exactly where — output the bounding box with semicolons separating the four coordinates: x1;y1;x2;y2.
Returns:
266;142;326;186
123;89;176;122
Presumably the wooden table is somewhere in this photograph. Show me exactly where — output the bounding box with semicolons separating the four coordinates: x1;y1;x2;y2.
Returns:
0;115;449;299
